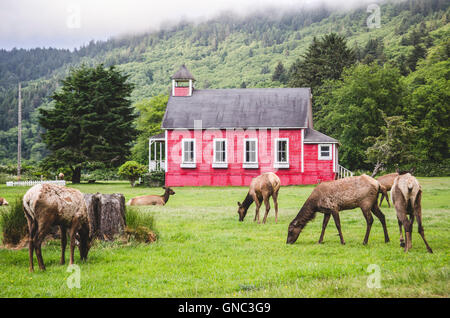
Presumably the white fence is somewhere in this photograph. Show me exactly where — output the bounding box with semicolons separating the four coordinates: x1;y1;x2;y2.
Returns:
336;164;354;179
6;180;66;187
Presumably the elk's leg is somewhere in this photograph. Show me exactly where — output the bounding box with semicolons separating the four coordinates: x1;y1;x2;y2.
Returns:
398;218;405;247
272;191;279;223
371;205;390;243
26;218;36;272
416;211;433;253
414;191;433;253
60;226;67;265
397;214;411;252
262;196;271;224
69;220;79;265
318;213;331;244
253;195;261;223
331;210;345;245
361;208;374;245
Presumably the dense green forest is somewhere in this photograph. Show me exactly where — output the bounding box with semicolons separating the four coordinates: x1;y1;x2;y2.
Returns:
0;0;448;175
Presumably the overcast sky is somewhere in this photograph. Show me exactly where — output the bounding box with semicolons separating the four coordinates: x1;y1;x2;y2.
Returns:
0;0;380;50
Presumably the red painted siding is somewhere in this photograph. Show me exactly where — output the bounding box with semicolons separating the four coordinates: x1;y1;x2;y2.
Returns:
165;129;336;186
174;87;190;96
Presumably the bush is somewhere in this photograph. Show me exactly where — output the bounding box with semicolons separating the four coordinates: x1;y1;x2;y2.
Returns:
141;170;165;187
124;207;158;243
0;196;27;246
118;161;148;187
81;168;120;182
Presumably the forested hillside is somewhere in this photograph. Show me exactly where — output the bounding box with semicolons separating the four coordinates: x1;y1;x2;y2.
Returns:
0;0;448;171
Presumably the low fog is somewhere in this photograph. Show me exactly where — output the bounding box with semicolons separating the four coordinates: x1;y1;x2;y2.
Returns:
0;0;387;50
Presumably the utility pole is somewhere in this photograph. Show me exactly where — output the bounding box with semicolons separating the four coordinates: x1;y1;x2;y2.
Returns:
17;82;22;181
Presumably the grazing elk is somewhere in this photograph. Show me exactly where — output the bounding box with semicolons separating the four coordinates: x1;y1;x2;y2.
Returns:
376;173;398;207
0;197;9;206
23;184;91;271
237;172;281;224
391;173;432;253
287;175;390;245
126;187;176;206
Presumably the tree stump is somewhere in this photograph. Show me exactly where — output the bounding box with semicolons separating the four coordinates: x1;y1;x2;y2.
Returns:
84;193;126;241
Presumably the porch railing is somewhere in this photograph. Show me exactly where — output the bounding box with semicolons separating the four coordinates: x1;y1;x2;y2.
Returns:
6;180;66;187
336;164;353;179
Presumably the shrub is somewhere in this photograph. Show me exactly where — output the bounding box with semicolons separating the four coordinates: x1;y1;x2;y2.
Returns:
118;161;148;187
141;170;165;187
0;196;27;246
124;207;158;243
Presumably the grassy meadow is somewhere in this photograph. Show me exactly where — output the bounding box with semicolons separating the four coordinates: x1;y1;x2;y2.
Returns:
0;178;449;297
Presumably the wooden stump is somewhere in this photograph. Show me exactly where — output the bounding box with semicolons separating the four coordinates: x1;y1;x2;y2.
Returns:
84;193;126;241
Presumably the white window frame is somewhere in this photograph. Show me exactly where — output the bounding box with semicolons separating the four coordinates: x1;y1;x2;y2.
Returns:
212;138;228;168
243;138;258;169
274;138;289;168
181;138;196;168
318;144;332;160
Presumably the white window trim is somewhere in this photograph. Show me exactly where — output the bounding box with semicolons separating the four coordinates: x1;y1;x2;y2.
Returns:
274;138;289;169
181;138;196;168
318;144;332;160
243;138;258;169
212;138;228;168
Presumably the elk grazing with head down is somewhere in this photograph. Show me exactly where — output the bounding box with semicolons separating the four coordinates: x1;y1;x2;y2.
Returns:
0;197;9;206
286;175;390;245
126;187;176;206
237;172;281;224
391;173;432;253
376;173;398;207
23;184;91;271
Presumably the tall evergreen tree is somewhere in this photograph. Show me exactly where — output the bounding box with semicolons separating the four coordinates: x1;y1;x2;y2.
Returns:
272;61;287;84
288;33;356;92
39;64;136;183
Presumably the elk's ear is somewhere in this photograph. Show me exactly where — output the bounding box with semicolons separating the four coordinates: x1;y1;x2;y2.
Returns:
237;201;241;207
162;187;166;190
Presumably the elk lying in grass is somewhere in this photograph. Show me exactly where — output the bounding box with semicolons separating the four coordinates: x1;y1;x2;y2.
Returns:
391;173;432;253
286;175;390;245
23;184;91;271
0;197;8;206
237;172;281;224
126;187;176;206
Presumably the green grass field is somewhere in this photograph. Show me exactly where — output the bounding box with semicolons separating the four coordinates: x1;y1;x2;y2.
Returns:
0;178;449;297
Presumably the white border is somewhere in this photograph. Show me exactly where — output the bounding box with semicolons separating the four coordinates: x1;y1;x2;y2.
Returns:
212;138;228;168
274;138;289;169
181;138;196;168
243;138;258;168
318;144;332;160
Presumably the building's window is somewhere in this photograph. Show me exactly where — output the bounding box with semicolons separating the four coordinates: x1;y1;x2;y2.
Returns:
318;144;332;160
213;138;227;168
274;138;289;168
181;139;196;168
243;138;258;168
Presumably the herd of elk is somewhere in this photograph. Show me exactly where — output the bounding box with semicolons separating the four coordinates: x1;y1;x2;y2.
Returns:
237;172;281;224
2;168;433;271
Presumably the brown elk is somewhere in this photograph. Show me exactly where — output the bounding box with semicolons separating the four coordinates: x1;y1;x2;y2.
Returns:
126;187;176;206
391;173;432;253
0;197;9;206
237;172;281;224
287;175;390;245
23;184;91;271
376;173;398;207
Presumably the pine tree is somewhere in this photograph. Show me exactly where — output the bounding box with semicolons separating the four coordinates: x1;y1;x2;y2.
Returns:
272;61;287;84
39;64;136;183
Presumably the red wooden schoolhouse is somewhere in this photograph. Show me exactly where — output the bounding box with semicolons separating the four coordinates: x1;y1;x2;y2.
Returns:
149;65;352;187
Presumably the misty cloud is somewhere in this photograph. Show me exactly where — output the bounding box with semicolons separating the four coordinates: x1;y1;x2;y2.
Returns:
0;0;384;50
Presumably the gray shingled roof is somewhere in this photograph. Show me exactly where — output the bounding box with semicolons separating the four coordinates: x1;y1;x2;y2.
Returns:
162;88;311;129
171;65;195;80
304;128;339;143
149;132;165;140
